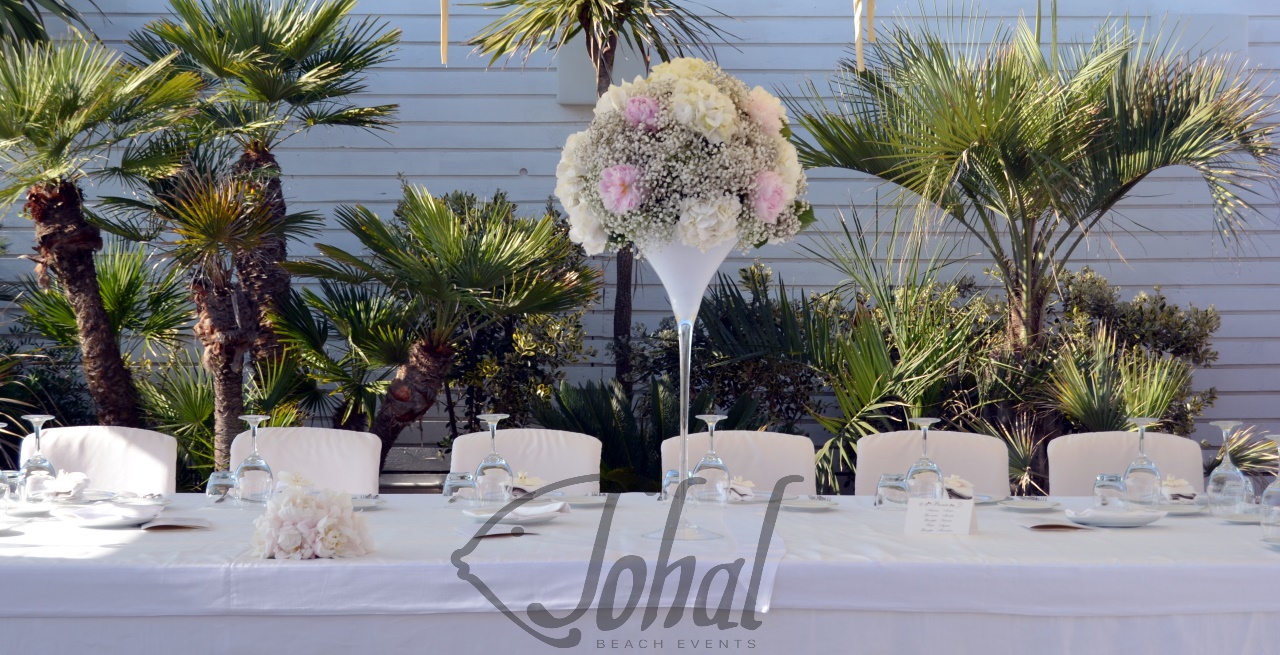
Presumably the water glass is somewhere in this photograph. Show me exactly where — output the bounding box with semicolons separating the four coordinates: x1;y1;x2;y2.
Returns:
205;471;236;504
660;469;680;501
0;471;20;508
442;472;476;498
875;474;910;510
1093;474;1125;508
476;470;511;506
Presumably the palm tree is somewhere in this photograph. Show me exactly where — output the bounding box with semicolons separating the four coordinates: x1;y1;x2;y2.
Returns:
273;280;413;431
16;240;191;364
130;0;400;367
791;15;1279;351
468;0;730;392
0;37;201;427
0;0;92;43
101;166;321;469
286;185;600;466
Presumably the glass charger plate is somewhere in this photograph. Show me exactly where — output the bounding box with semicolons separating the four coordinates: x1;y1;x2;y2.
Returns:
779;498;837;511
50;506;161;529
1064;509;1166;528
462;507;564;525
998;498;1060;512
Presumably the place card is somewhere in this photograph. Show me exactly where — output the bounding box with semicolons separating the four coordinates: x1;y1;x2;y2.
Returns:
904;498;976;535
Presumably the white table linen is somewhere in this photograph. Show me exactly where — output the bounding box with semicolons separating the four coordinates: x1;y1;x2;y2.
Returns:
5;494;1280;654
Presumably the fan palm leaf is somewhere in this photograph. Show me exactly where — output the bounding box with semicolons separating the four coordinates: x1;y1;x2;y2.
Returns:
791;13;1279;350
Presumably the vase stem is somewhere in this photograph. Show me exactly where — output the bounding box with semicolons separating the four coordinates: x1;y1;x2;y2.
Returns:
677;318;694;489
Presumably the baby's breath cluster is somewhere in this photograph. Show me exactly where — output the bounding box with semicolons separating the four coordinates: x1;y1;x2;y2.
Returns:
555;58;812;255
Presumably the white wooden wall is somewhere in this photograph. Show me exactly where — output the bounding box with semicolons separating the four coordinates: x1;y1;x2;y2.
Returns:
1;0;1278;447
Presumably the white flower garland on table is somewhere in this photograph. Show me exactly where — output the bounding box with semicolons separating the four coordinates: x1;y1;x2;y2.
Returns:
555;58;814;256
249;473;373;560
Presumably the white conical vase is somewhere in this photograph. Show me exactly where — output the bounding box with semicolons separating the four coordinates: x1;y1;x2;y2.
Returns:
641;238;735;541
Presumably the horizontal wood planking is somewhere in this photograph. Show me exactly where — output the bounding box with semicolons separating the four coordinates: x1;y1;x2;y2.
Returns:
2;1;1279;445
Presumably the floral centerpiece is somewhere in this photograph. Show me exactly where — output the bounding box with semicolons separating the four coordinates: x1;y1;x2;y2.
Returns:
555;58;812;539
249;473;374;560
555;57;813;255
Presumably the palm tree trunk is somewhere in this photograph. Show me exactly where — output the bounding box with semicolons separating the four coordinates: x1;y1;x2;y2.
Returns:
192;280;254;470
233;145;289;367
25;181;142;427
581;22;634;392
370;341;453;468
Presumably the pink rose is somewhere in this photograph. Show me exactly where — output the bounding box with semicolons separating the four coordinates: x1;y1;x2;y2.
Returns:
752;171;789;224
599;164;645;214
746;86;786;136
623;96;661;131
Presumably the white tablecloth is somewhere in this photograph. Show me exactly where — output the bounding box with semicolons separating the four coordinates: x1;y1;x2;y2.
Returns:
4;494;1280;654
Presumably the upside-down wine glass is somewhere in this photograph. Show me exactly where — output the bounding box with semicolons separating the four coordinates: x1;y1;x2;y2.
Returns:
474;413;512;504
692;414;730;504
1122;417;1162;507
1207;421;1252;517
235;415;274;504
1261;438;1280;540
19;415;56;492
905;418;944;499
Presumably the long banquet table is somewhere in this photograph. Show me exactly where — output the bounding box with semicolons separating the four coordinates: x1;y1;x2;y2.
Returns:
4;493;1279;654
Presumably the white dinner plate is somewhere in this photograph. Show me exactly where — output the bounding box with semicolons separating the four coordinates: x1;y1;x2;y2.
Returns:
5;502;57;518
50;506;162;529
113;496;173;507
0;517;29;532
974;494;1004;505
779;498;837;511
560;495;608;508
732;495;799;505
1224;513;1262;524
1064;509;1166;528
463;507;564;525
351;498;387;511
998;498;1061;512
1154;503;1205;516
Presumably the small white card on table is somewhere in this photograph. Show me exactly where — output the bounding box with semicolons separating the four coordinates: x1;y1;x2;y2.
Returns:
904;498;976;535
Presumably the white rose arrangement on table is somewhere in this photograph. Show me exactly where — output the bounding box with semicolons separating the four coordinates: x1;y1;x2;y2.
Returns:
554;57;814;255
249;473;373;560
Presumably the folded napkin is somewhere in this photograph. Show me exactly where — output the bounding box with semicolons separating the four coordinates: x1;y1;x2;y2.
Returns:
944;475;974;500
42;470;90;498
141;517;211;531
275;471;314;493
56;503;162;521
1016;517;1095;531
1160;475;1198;504
729;477;755;501
512;472;546;493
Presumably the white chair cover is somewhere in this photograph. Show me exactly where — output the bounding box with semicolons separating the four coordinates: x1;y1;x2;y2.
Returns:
1048;431;1205;496
853;430;1009;498
229;427;381;495
660;431;817;497
450;429;602;495
19;426;177;495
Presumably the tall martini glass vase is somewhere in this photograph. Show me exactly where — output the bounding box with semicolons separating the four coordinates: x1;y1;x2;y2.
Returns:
641;238;735;541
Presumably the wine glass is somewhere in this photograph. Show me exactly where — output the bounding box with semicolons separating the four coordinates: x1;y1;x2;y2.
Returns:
234;415;274;504
691;414;730;504
905;417;944;499
1207;421;1252;517
474;413;512;505
1262;437;1280;540
1122;417;1162;507
19;415;56;493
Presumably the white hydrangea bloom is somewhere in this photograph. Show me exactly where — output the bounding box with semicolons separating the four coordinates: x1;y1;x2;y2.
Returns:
669;78;738;144
676;195;741;250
